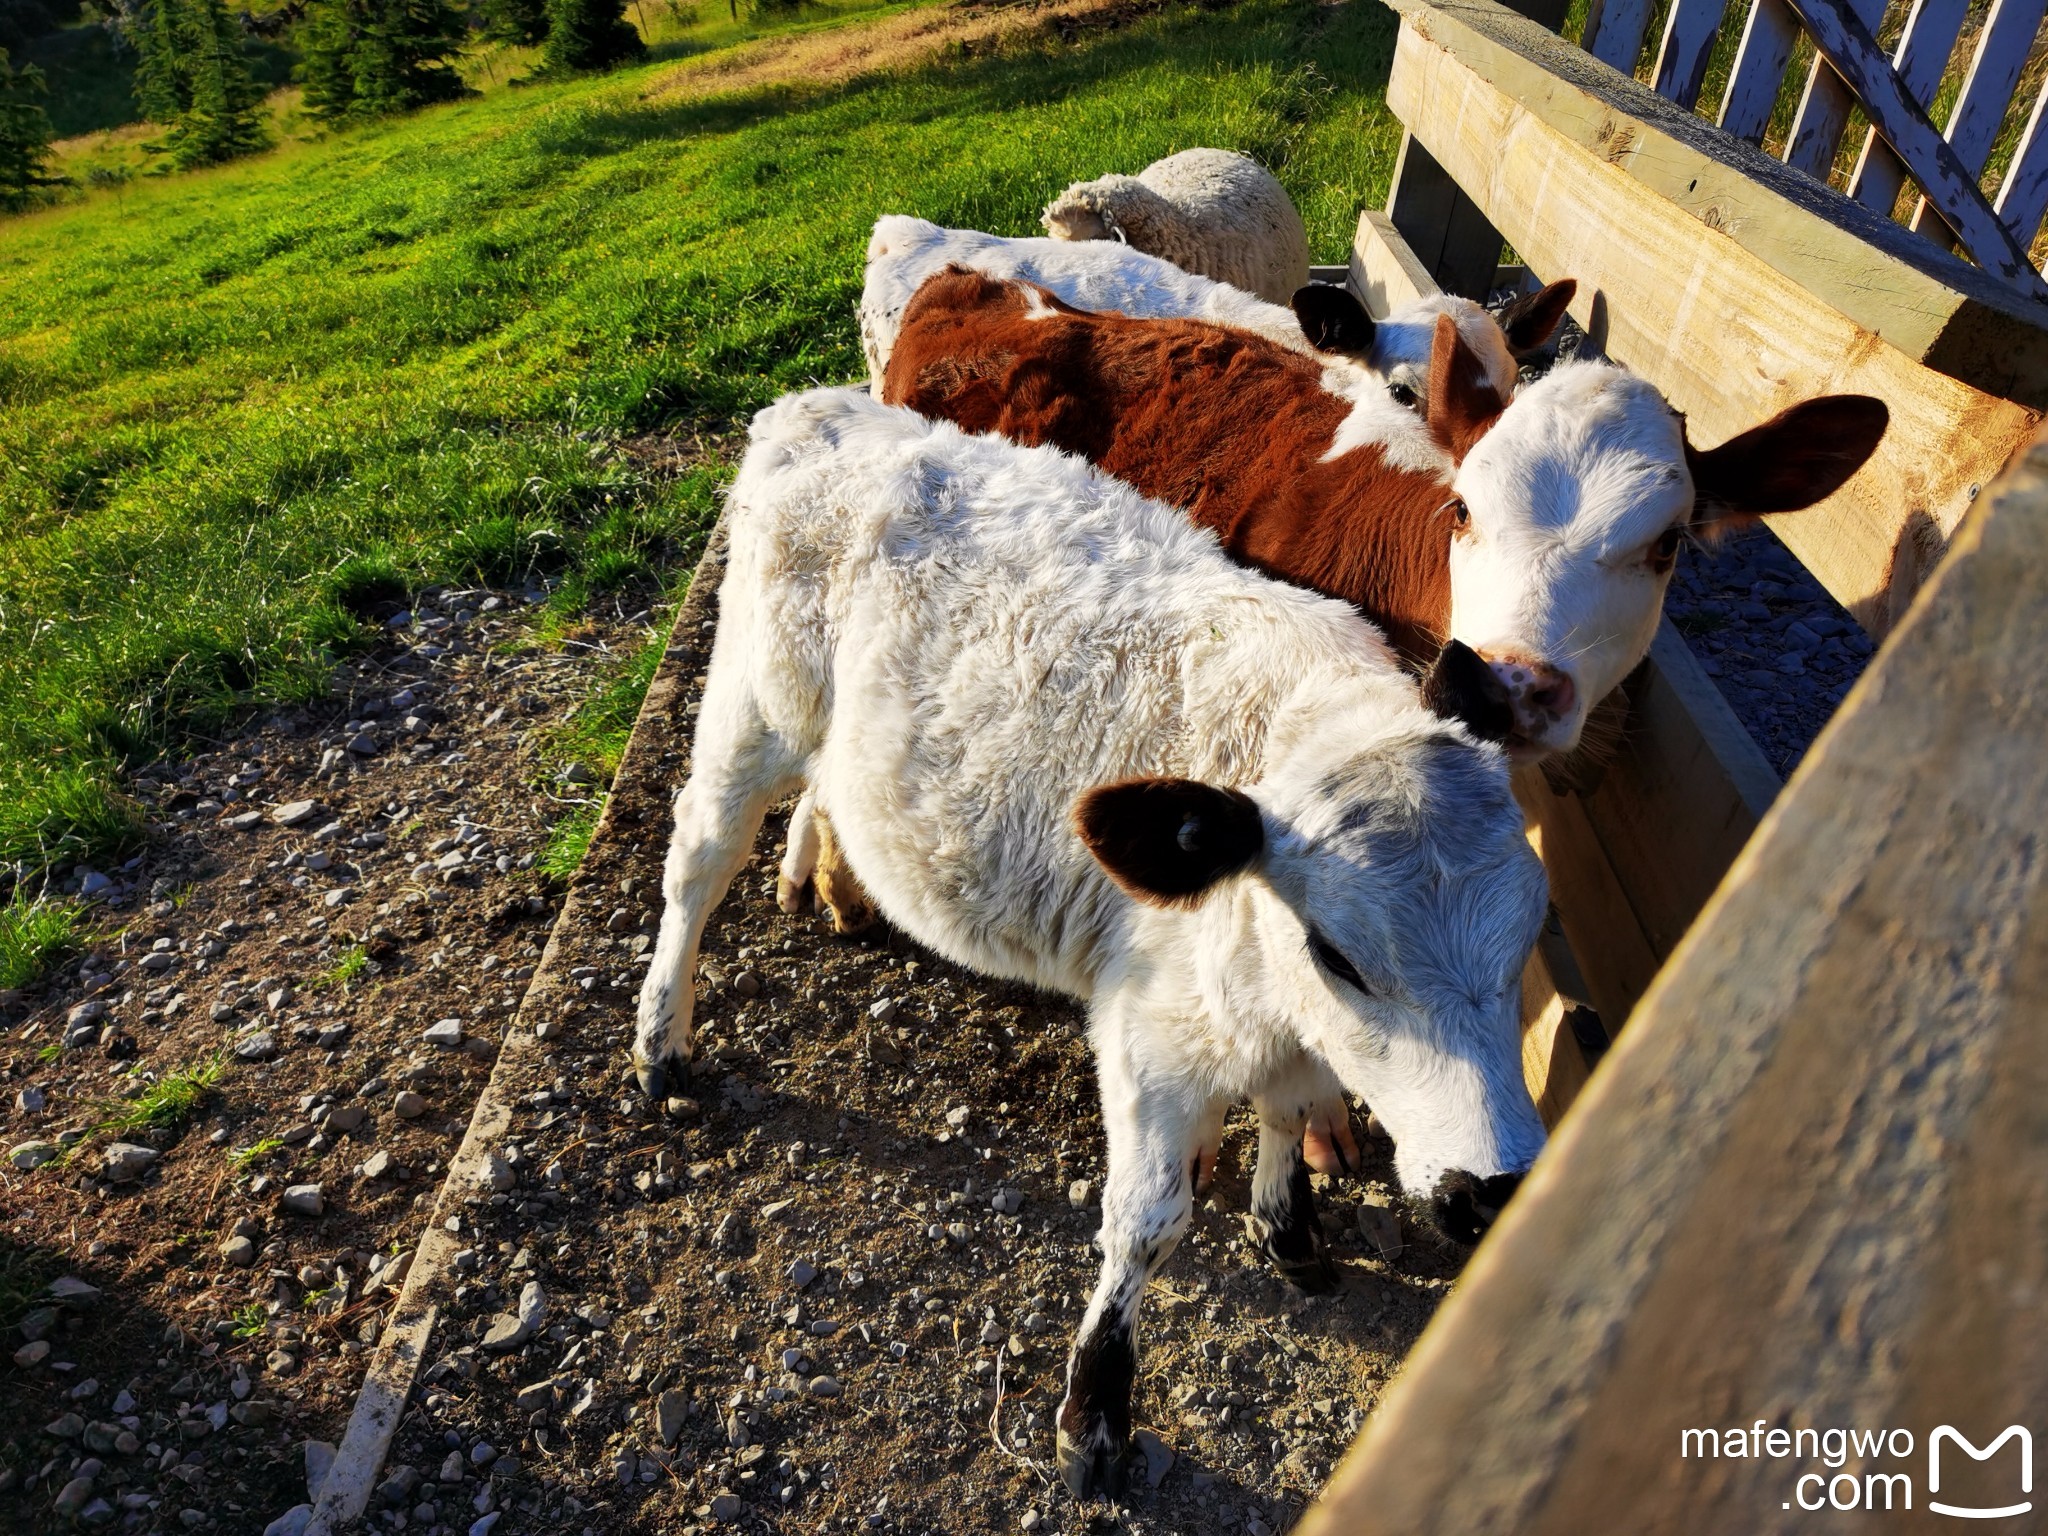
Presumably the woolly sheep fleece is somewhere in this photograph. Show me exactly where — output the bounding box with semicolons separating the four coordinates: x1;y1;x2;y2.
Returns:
1042;148;1311;303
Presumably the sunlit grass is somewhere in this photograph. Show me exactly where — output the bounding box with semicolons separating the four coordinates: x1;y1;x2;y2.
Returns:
0;894;85;992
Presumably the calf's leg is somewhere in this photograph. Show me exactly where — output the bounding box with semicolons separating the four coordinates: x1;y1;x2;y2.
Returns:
775;791;821;916
812;807;879;934
1057;1076;1207;1500
1248;1091;1337;1293
634;659;802;1099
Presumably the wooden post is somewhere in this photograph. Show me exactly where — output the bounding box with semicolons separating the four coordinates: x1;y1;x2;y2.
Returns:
1384;0;1568;297
1299;421;2048;1536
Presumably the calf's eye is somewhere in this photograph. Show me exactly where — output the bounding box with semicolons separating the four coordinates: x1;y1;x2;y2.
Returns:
1442;497;1471;533
1388;382;1419;408
1648;527;1683;570
1308;928;1371;995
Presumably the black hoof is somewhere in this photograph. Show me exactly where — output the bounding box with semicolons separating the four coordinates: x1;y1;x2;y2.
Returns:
632;1054;689;1101
1275;1250;1339;1295
1057;1425;1127;1501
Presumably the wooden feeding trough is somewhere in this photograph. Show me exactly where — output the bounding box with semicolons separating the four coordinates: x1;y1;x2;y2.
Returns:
1296;0;2048;1525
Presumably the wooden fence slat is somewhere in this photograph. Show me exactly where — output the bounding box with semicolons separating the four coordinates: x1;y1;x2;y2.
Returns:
1717;0;1803;143
1781;0;2048;299
1379;0;2046;631
1651;0;1731;107
1582;0;1655;73
1911;0;2048;240
1298;423;2048;1536
1844;0;1970;219
1994;79;2048;251
1781;0;1885;179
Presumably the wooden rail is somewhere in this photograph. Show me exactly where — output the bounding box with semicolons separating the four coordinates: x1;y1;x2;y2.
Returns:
1298;419;2048;1536
1381;0;2044;637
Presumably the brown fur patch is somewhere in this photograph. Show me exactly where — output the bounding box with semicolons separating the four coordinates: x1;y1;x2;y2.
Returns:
884;268;1473;663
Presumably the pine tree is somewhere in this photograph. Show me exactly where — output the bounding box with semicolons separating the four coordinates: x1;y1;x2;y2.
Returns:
129;0;267;169
0;49;61;213
477;0;548;47
299;0;469;121
541;0;643;73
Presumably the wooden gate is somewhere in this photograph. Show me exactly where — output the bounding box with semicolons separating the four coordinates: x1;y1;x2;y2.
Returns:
1299;0;2048;1525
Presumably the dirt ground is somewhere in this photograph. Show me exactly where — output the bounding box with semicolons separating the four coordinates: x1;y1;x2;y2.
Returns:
365;530;1473;1536
0;576;673;1534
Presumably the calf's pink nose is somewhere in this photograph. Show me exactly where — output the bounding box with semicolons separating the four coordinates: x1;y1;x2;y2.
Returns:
1481;653;1576;726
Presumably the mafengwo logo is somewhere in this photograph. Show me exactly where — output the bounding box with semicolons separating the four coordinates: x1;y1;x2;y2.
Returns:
1679;1422;2032;1516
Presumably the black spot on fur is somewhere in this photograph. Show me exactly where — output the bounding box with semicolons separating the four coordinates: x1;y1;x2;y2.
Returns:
1422;639;1514;744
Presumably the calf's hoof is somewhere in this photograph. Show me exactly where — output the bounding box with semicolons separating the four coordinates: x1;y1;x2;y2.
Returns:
775;872;812;916
1057;1422;1127;1501
631;1052;690;1101
1272;1248;1339;1295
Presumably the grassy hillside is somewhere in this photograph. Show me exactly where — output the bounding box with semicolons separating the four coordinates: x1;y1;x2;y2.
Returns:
0;0;1405;878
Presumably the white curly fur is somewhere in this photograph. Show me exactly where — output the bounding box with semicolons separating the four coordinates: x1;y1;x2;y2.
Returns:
1042;149;1311;304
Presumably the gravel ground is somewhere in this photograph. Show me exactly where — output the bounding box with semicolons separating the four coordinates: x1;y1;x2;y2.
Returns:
0;584;673;1535
365;532;1475;1536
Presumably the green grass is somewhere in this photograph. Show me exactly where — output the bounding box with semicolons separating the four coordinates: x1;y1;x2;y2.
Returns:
312;944;370;989
90;1055;224;1137
0;893;84;990
0;0;1405;881
229;1300;267;1337
229;1134;286;1170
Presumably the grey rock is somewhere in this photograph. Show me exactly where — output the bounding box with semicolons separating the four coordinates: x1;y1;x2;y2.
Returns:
304;1441;336;1501
14;1340;50;1368
789;1259;818;1289
9;1140;56;1171
1132;1427;1174;1488
480;1153;515;1193
470;1515;501;1536
234;1032;278;1063
393;1090;427;1119
15;1085;45;1114
709;1492;745;1522
360;1150;398;1180
517;1280;546;1333
272;800;321;828
423;1019;463;1048
68;1001;108;1028
376;1466;420;1505
102;1142;159;1183
807;1375;843;1399
657;1389;688;1446
469;1440;497;1467
261;1504;312;1536
482;1315;529;1352
77;1496;116;1527
224;811;264;831
281;1184;325;1217
77;870;115;900
991;1188;1024;1215
1068;1179;1093;1208
53;1475;96;1520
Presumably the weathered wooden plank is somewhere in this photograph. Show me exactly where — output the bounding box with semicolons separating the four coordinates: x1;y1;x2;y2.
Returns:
1383;0;2045;632
1299;423;2048;1536
1843;0;1969;221
1518;938;1595;1128
1581;0;1654;74
1912;0;2048;241
1782;0;2048;297
1349;208;1441;317
1717;0;1802;144
1651;0;1731;109
1994;79;2048;250
1781;0;1884;180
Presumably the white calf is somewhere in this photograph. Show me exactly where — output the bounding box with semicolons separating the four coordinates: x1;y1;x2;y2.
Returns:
857;214;1574;409
635;387;1548;1499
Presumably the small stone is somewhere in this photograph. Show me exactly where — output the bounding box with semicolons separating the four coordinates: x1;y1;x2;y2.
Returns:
47;1410;85;1438
14;1340;49;1368
732;969;763;998
393;1090;427;1119
68;1001;108;1028
944;1105;970;1129
221;1236;256;1267
1068;1179;1093;1208
991;1188;1024;1215
21;1306;60;1339
54;1474;96;1519
470;1514;502;1536
480;1153;516;1193
234;1031;277;1063
514;1379;553;1414
272;801;321;828
281;1184;325;1217
470;1440;498;1467
361;1150;398;1180
267;1350;298;1375
15;1085;46;1114
1357;1196;1404;1258
868;997;899;1024
482;1315;529;1351
305;1439;337;1500
102;1142;159;1183
261;1504;312;1536
789;1260;818;1290
709;1492;745;1522
657;1389;688;1445
517;1281;546;1333
423;1019;463;1048
1132;1428;1174;1488
807;1375;843;1399
377;1465;420;1505
224;811;264;831
9;1140;56;1171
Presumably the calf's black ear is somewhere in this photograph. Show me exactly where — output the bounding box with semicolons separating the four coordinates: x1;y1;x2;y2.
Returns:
1498;278;1577;356
1075;778;1264;907
1291;284;1376;356
1423;640;1514;744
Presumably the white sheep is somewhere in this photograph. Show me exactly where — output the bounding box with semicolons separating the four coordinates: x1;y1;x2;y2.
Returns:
1042;148;1311;304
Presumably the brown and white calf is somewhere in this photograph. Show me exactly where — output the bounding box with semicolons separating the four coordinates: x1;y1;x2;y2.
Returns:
637;387;1546;1498
858;215;1578;411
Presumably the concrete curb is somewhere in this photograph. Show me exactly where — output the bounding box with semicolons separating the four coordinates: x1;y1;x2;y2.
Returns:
306;520;729;1534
